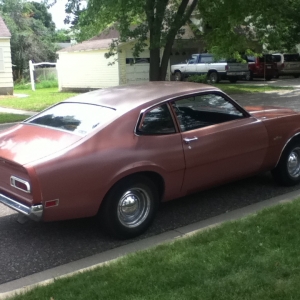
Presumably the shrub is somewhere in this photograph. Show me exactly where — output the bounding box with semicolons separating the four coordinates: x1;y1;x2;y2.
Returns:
14;79;58;90
187;74;208;84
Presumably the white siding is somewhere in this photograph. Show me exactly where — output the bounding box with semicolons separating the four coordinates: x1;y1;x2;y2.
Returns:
57;50;119;90
0;38;13;88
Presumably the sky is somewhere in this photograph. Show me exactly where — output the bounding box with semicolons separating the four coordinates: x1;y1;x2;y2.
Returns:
47;0;70;29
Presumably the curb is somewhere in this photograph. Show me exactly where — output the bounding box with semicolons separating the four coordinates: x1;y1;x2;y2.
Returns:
1;189;300;299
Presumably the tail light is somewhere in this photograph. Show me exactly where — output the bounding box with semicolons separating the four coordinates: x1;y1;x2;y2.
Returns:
10;176;31;193
225;65;228;71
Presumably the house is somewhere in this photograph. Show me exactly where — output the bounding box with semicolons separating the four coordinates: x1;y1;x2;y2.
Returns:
57;26;202;92
0;16;13;95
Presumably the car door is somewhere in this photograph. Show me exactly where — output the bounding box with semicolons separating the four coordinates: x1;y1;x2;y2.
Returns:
196;55;212;74
170;92;269;194
284;54;300;75
185;55;198;75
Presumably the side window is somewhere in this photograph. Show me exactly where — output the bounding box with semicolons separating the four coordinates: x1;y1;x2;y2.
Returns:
172;94;244;132
200;56;213;63
138;104;176;135
187;55;198;64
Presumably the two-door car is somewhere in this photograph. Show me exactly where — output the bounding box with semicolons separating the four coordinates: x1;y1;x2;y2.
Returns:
1;82;300;238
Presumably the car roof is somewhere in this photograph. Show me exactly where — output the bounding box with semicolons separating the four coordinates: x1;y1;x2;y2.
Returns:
63;82;219;112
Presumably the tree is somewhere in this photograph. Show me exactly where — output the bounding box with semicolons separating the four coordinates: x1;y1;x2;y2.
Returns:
0;0;58;80
66;0;198;81
198;0;300;57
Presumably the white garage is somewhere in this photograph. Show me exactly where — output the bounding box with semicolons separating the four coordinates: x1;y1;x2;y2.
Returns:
57;26;198;92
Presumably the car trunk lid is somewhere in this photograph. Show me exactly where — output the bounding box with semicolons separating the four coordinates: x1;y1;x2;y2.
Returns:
0;124;82;165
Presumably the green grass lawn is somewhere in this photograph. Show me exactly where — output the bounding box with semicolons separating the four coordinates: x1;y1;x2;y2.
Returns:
9;199;300;300
0;113;30;124
0;88;77;112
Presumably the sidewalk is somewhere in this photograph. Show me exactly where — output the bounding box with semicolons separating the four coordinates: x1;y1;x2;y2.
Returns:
1;189;300;299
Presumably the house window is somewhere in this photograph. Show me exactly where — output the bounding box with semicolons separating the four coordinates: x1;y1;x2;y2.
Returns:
126;58;150;65
0;48;4;72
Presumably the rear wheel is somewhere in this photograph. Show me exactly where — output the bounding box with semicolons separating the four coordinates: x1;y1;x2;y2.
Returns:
208;71;219;84
272;140;300;186
228;77;238;83
174;71;182;81
294;75;299;78
245;71;253;81
99;175;159;239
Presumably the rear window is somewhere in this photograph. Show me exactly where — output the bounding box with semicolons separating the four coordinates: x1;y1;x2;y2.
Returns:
247;55;274;63
26;103;116;136
284;54;300;62
272;55;282;62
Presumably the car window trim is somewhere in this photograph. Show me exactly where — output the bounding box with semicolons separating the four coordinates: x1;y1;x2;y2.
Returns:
168;91;250;133
135;103;179;136
134;90;250;136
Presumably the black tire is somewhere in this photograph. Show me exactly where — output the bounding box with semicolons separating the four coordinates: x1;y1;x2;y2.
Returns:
294;75;299;78
272;140;300;186
99;175;159;239
228;77;238;83
265;76;272;81
245;71;253;81
208;71;219;84
174;71;182;81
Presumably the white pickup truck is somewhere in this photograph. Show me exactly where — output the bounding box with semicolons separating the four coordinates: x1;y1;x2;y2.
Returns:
171;53;249;83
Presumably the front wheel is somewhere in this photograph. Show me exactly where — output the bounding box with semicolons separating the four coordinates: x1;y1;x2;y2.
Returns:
99;175;159;239
272;140;300;186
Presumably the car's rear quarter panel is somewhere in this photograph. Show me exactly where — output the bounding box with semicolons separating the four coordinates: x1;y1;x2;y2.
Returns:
33;110;185;222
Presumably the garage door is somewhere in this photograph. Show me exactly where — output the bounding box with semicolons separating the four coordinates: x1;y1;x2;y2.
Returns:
126;60;149;84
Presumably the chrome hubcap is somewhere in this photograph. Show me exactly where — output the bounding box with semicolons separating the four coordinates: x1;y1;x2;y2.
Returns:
175;73;181;81
117;188;150;228
210;73;217;83
287;148;300;178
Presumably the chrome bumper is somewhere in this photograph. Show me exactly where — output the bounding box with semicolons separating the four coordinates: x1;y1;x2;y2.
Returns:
0;193;43;221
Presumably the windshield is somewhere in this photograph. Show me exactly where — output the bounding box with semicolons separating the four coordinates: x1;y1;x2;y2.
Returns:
26;103;116;136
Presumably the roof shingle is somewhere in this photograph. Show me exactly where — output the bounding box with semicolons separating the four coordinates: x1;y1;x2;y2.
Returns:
0;16;11;38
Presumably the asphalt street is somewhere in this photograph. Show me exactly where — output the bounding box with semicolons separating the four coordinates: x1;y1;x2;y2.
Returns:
1;78;300;285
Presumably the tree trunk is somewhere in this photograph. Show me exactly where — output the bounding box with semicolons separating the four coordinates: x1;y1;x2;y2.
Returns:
160;41;173;81
149;48;161;81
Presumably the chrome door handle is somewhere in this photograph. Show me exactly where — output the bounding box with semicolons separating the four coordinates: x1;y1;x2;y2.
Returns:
183;137;198;144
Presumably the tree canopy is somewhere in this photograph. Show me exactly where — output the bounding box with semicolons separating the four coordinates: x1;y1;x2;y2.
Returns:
198;0;300;58
66;0;198;81
0;0;58;80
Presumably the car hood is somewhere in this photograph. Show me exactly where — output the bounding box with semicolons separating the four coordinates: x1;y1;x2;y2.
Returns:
244;106;297;119
0;124;82;165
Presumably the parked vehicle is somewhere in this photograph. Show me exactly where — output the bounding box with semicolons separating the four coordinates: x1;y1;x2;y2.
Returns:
170;53;249;83
1;82;300;239
272;53;300;78
246;54;278;80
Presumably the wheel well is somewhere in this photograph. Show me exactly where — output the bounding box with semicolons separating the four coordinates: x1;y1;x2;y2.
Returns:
104;171;165;203
276;133;300;166
207;70;218;75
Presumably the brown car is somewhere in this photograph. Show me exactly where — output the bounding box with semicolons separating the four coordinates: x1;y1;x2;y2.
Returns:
1;82;300;238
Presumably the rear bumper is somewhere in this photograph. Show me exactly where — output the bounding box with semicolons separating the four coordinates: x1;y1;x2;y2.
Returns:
227;71;249;77
0;193;43;221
